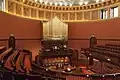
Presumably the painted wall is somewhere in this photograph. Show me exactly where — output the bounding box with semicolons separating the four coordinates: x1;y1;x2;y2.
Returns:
68;18;120;50
0;11;42;60
1;11;120;60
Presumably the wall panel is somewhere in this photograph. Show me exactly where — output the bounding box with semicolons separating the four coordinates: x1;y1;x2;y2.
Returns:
0;11;42;60
68;18;120;49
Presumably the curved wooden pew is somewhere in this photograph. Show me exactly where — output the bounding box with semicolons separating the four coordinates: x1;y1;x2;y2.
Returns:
0;46;6;54
24;54;32;74
11;50;20;68
4;50;19;70
15;51;26;73
0;48;13;64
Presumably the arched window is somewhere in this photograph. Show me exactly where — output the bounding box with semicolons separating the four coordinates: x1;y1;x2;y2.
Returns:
113;7;118;17
0;0;5;11
100;9;108;19
110;6;118;18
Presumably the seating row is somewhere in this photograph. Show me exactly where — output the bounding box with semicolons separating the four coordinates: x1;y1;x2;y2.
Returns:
81;44;120;74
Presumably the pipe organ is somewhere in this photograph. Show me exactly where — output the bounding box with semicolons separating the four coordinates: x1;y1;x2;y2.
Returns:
43;16;68;40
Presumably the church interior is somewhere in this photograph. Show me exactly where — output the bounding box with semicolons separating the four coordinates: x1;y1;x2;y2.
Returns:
0;0;120;80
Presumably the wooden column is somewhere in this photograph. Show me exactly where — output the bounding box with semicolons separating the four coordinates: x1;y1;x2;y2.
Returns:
107;7;110;19
36;9;39;19
98;10;100;20
90;11;92;20
82;11;84;20
13;3;16;14
75;12;77;20
44;11;46;20
21;2;24;16
29;8;31;18
118;6;120;17
68;13;70;21
5;0;8;12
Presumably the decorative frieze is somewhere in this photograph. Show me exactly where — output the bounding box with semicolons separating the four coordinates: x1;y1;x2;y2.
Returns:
5;0;120;22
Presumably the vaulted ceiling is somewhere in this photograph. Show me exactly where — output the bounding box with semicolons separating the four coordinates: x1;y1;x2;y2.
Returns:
34;0;106;6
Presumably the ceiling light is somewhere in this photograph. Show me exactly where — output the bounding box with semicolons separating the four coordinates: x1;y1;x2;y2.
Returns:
35;0;37;2
49;2;53;5
44;1;48;5
39;0;43;3
59;2;63;6
101;0;104;2
55;2;58;6
96;0;99;3
84;1;88;5
79;2;83;5
69;3;73;6
64;2;68;6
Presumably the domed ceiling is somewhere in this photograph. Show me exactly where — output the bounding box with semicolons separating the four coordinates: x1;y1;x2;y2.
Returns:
34;0;106;6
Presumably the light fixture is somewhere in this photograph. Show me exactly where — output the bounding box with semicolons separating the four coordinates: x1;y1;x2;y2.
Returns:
101;0;104;2
46;68;48;71
55;2;58;6
54;46;57;49
64;2;68;6
79;2;83;5
62;71;65;72
107;58;111;61
84;1;88;5
44;1;48;5
63;45;67;48
39;0;43;3
67;68;71;72
31;0;105;6
35;0;37;2
102;75;105;77
86;75;89;77
59;2;63;6
69;3;73;6
96;0;99;3
49;2;53;5
23;0;25;3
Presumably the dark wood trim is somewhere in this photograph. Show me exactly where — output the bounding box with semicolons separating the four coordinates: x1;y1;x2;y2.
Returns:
68;38;89;40
0;38;42;41
97;39;120;41
0;38;120;41
68;38;120;41
16;38;42;40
